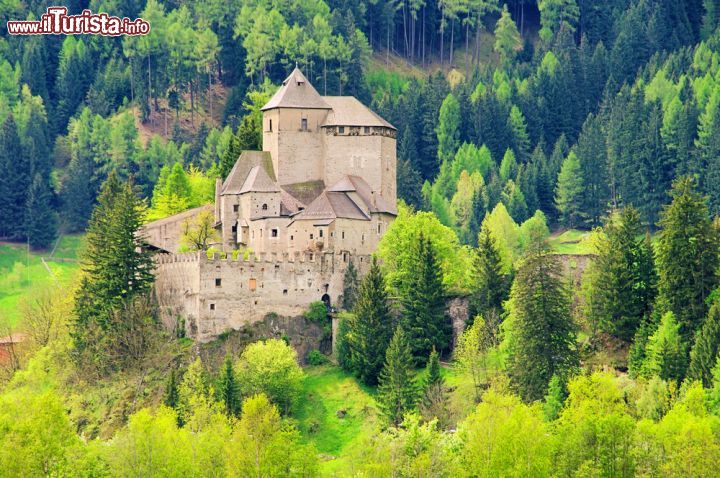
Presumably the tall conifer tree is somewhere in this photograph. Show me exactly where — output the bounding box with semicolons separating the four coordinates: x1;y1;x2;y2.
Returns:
400;233;450;365
377;327;418;426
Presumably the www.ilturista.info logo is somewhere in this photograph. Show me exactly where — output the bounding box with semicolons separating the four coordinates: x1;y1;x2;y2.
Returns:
7;7;150;36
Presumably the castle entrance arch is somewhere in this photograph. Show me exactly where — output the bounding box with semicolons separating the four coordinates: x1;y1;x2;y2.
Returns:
321;293;331;310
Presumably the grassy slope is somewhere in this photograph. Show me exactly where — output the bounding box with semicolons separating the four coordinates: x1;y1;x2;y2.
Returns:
548;229;595;255
0;235;83;330
295;365;381;475
295;363;476;476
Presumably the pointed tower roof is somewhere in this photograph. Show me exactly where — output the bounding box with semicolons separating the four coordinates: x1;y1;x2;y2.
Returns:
261;67;331;111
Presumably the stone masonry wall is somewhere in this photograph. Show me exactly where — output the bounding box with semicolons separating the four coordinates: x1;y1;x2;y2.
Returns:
154;250;371;342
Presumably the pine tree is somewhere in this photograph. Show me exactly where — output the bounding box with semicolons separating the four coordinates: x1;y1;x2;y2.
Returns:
377;327;418;426
436;93;461;166
72;173;156;366
219;355;241;416
218;132;243;179
695;90;720;215
341;260;360;311
494;4;523;65
591;207;656;340
25;173;58;250
507;105;530;162
506;238;579;402
656;176;720;340
641;311;687;383
348;258;394;385
688;302;720;387
419;347;449;427
165;369;180;409
471;225;509;332
574;114;609;227
543;374;565;421
400;233;450;365
0;115;31;239
555;151;585;228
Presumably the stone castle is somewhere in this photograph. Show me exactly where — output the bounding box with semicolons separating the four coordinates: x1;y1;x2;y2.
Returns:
145;68;397;341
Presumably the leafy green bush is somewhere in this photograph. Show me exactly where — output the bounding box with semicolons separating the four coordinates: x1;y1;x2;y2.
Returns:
307;350;328;366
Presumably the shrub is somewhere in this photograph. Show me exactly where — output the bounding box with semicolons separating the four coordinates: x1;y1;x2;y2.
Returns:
307;350;328;366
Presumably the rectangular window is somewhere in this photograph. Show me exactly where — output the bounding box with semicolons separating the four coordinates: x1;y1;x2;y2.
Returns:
269;119;272;131
310;233;314;240
215;278;222;287
231;225;237;232
343;252;348;262
233;204;239;212
338;126;345;134
290;235;294;241
249;278;257;291
342;231;345;239
377;223;381;234
364;126;370;134
319;229;324;238
271;229;278;238
210;303;215;310
301;118;308;131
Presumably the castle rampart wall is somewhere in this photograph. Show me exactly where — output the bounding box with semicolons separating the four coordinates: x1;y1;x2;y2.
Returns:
154;250;371;342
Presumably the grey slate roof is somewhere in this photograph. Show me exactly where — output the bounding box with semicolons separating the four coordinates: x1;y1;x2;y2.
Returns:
239;165;281;194
291;190;370;222
221;151;275;195
328;175;397;215
321;96;396;129
261;68;331;111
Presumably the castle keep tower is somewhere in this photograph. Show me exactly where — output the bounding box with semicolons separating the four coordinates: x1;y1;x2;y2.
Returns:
145;67;397;341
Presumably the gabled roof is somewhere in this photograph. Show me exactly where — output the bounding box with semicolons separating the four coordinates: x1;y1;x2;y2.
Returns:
291;190;370;222
261;67;331;111
321;96;396;130
282;180;326;205
239;165;281;194
221;151;275;195
328;175;397;215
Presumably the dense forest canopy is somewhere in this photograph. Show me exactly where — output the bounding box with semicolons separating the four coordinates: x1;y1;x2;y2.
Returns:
3;0;720;476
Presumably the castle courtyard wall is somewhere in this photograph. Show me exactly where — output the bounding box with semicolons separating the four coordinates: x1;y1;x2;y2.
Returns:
153;250;371;342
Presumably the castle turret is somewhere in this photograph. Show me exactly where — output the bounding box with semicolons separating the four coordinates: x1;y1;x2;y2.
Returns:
261;67;331;186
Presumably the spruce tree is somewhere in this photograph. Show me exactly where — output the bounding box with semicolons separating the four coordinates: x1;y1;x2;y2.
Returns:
641;311;687;383
348;258;394;385
25;173;58;250
218;132;243;179
165;369;180;409
543;374;565;421
400;233;450;365
471;225;509;334
377;327;418;426
73;173;156;366
574;114;609;227
656;176;720;340
219;355;241;416
419;347;449;427
688;302;720;387
0;115;31;239
555;151;585;228
341;259;360;311
506;237;579;402
435;93;461;166
592;207;656;340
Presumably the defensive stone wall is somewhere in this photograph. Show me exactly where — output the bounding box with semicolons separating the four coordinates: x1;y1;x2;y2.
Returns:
154;250;371;342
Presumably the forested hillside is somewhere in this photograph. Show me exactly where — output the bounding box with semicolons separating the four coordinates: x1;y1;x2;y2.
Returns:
3;0;720;476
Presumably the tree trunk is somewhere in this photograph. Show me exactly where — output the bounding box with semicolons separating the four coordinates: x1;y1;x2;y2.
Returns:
450;19;455;66
440;12;445;68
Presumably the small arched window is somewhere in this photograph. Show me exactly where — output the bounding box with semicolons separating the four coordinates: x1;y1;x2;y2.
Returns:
262;203;268;211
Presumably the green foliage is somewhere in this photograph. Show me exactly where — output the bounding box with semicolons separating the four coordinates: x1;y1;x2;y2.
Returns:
590;207;657;340
493;5;522;65
657;177;720;340
543;374;565;421
641;312;688;383
72;173;156;370
345;258;393;386
458;386;552;476
471;226;509;332
307;349;329;366
341;259;360;311
436;93;461;165
164;369;180;410
377;327;418;426
377;203;473;293
688;301;720;387
399;233;451;364
480;202;519;273
25;173;58;249
555;151;585;228
504;238;579;402
236;339;305;414
454;316;493;403
219;355;241;417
